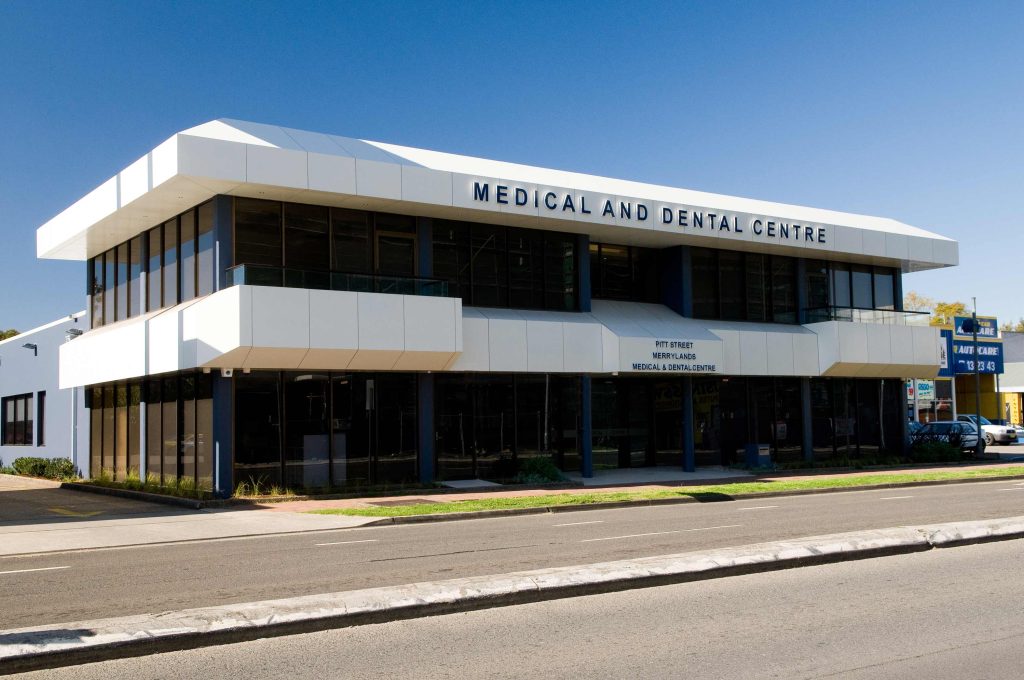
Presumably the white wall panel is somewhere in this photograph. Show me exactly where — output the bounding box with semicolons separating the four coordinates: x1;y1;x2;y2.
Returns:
889;325;916;367
402;165;452;206
563;322;603;372
488;318;528;371
884;233;910;262
526;320;564;372
119;154;151;206
862;229;886;258
447;312;488;371
177;134;246;184
355;158;402;200
246;144;307;189
837;323;869;366
147;309;183;375
150;135;180;188
792;332;820;376
739;331;769;375
307;152;357;195
765;332;795;376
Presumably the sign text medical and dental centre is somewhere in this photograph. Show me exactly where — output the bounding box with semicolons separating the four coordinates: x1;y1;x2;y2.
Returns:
471;181;828;245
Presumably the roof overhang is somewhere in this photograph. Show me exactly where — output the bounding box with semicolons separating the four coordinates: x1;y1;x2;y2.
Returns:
37;119;958;272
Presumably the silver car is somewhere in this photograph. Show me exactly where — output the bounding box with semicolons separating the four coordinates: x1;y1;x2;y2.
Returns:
956;415;1018;446
913;421;984;453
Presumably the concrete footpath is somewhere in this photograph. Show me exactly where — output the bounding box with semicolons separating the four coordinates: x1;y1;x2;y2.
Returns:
2;515;1022;675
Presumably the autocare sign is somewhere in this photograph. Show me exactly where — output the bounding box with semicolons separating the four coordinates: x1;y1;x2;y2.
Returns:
954;316;999;340
952;339;1004;374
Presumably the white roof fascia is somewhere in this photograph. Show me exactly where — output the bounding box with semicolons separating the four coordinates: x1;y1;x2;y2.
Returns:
36;119;958;273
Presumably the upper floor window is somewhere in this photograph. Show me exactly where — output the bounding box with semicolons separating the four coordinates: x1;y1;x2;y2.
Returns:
589;243;659;303
691;247;797;323
828;263;898;311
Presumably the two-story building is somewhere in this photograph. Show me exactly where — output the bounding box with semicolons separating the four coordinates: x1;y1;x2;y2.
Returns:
38;119;955;496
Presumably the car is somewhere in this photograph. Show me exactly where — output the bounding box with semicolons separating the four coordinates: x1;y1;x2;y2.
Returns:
912;420;984;454
1011;424;1024;443
956;415;1018;446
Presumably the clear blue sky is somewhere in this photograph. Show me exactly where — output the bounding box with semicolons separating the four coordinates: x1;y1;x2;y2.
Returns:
1;1;1021;331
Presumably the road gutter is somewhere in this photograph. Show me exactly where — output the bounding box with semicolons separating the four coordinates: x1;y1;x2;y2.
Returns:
3;516;1024;674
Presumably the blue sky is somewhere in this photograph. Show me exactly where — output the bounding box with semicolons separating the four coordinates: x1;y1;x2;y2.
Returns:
1;1;1021;330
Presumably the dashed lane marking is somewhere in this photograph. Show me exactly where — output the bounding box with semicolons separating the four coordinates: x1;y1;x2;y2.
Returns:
738;506;779;511
580;525;741;543
0;566;70;576
315;539;380;547
553;521;605;527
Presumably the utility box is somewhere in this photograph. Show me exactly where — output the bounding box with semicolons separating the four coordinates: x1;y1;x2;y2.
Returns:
744;443;771;468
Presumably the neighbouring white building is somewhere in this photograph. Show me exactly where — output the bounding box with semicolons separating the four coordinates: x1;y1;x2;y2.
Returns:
33;119;956;496
0;312;89;472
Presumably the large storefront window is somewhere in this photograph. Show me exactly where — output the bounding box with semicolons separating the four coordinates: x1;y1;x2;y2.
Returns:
86;373;213;491
592;378;686;469
435;374;580;481
234;371;419;490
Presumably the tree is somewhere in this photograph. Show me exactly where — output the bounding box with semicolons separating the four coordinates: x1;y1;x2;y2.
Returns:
0;329;17;340
902;292;967;326
1001;318;1024;332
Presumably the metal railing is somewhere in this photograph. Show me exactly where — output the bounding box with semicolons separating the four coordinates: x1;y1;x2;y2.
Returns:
227;264;450;297
803;306;931;325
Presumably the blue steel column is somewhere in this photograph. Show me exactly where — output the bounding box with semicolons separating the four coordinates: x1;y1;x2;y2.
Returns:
801;377;814;463
682;376;695;472
212;374;233;498
213;195;234;292
580;376;593;478
418;374;435;484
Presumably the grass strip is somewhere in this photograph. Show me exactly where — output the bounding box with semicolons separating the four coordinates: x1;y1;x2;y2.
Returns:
307;466;1024;518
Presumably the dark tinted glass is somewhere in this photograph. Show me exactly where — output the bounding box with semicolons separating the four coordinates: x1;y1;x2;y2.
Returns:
831;263;851;308
873;267;895;310
91;255;104;327
235;198;282;267
128;236;143;317
545;234;577;310
162;219;178;307
851;265;872;308
284;203;330;271
691;248;718;319
115;243;129;321
508;228;544;308
180;210;196;301
433;220;470;302
718;251;744;321
805;259;829;310
104;249;116;325
745;254;767;321
771;257;796;323
331;208;371;273
148;227;162;311
470;224;507;306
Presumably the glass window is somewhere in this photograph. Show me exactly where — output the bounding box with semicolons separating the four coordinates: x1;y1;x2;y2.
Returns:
197;201;216;297
691;248;718;319
195;374;213;492
508;228;544;309
235;198;282;268
745;254;767;322
90;387;103;477
115;244;128;322
1;394;33;446
771;257;796;323
596;244;631;300
374;374;419;484
128;236;143;318
805;259;830;314
181;375;196;483
831;263;851;308
851;265;873;309
162;376;178;483
433;220;471;303
147;226;162;312
115;384;128;479
235;372;282;488
180;210;196;302
128;384;140;474
545;234;577;310
104;248;116;325
471;224;507;307
873;267;895;310
284;372;330;489
102;385;114;475
331;208;371;274
162;219;178;308
718;251;744;321
285;203;330;271
331;373;370;486
375;212;416;234
146;380;162;483
631;247;659;303
36;391;45;447
91;255;104;327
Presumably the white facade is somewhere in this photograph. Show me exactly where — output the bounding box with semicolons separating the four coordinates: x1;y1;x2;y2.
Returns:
0;312;89;472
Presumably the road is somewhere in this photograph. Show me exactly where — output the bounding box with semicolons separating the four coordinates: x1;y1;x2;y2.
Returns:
2;479;1024;628
12;538;1024;679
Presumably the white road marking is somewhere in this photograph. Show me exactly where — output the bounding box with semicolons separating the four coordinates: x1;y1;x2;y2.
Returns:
0;566;70;576
879;496;914;500
315;539;380;547
581;525;740;543
998;488;1024;491
738;506;778;511
553;520;605;527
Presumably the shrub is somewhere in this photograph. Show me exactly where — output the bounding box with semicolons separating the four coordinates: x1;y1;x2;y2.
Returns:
11;457;77;480
514;456;565;484
910;440;964;463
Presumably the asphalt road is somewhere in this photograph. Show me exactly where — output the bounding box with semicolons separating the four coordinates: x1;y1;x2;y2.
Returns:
13;537;1024;679
3;478;1024;629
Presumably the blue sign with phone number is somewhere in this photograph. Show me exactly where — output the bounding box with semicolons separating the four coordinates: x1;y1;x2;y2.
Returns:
952;339;1003;374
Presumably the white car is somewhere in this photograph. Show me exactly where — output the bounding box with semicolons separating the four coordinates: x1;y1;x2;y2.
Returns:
956;415;1018;446
913;421;984;453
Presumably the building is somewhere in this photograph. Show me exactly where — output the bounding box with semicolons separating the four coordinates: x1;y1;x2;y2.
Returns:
0;312;89;471
37;120;956;496
1000;332;1024;424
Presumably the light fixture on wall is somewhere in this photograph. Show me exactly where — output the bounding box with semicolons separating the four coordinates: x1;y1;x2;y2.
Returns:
65;328;83;340
21;343;37;356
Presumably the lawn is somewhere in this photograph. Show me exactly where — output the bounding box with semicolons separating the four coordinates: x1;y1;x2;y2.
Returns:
308;466;1024;518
